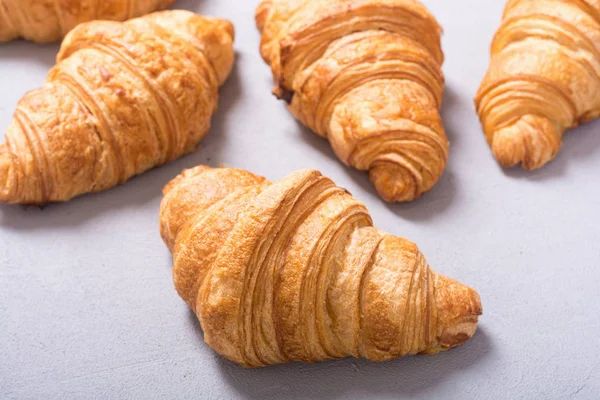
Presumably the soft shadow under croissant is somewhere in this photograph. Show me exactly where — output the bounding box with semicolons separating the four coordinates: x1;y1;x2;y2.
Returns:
159;166;482;368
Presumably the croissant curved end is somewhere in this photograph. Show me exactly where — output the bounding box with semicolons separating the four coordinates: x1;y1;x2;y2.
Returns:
159;166;212;250
369;162;419;203
490;115;562;171
432;274;483;352
159;166;267;251
255;0;272;33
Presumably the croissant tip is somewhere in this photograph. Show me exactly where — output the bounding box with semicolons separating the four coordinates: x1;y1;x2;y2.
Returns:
433;275;482;351
213;18;235;41
440;299;482;350
369;163;420;203
163;165;212;196
490;116;561;171
493;140;550;171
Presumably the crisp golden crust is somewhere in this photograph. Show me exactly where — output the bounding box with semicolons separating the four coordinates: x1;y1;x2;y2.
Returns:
475;0;600;170
159;166;482;368
256;0;449;203
0;11;234;204
0;0;174;43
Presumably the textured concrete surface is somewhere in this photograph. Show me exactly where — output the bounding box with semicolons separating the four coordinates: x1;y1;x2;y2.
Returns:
1;1;600;399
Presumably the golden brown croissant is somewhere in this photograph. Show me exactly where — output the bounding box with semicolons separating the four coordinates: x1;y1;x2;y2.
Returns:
475;0;600;170
159;166;482;367
0;10;234;204
0;0;175;43
255;0;449;203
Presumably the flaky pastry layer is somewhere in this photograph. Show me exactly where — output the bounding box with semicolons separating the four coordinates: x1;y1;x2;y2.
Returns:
0;11;234;204
256;0;449;202
160;166;482;367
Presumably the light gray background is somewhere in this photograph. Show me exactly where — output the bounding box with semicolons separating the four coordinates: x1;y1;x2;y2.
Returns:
1;1;599;399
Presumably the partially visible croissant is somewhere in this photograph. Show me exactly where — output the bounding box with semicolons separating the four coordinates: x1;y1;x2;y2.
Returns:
475;0;600;170
160;166;482;368
255;0;449;203
0;0;175;43
0;10;234;204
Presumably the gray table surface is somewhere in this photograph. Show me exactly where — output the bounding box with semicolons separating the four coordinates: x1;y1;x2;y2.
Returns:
1;1;600;399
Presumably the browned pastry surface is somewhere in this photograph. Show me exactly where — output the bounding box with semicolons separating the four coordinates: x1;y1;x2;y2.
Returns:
0;10;234;204
475;0;600;170
255;0;449;203
0;0;175;43
160;166;482;367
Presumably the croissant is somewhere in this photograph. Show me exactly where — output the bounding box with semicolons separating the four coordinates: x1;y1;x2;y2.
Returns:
475;0;600;170
0;11;235;204
159;166;482;367
0;0;174;43
255;0;449;203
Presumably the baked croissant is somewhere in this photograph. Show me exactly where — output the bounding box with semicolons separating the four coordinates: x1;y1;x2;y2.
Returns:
475;0;600;170
160;166;482;367
0;0;174;43
0;10;234;204
255;0;449;203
